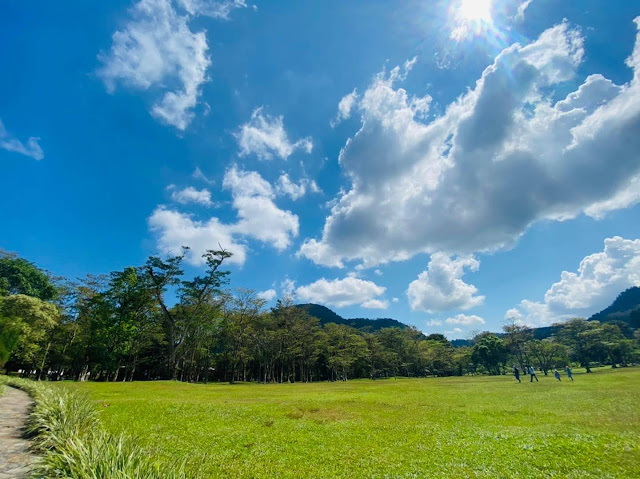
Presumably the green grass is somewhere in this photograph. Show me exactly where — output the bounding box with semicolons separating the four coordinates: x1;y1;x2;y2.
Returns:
0;375;186;478
59;367;640;478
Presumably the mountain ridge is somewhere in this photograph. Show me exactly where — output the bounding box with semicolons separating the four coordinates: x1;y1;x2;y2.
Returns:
296;286;640;344
295;303;410;331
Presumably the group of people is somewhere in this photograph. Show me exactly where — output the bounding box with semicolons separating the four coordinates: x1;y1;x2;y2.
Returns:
512;365;574;383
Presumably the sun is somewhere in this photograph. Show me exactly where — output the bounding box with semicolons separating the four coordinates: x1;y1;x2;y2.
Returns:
458;0;493;23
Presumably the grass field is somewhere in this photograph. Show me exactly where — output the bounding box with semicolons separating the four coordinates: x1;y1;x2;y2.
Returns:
59;368;640;478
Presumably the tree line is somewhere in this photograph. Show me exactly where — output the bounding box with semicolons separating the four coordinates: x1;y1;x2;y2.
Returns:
1;249;639;383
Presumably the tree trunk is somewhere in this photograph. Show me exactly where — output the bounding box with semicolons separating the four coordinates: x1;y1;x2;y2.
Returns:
37;341;51;381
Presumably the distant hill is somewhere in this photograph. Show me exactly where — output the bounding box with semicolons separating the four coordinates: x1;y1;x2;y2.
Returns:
297;287;640;345
296;303;410;331
589;287;640;328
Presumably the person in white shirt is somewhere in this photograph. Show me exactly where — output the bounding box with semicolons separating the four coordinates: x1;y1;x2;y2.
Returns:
529;365;538;382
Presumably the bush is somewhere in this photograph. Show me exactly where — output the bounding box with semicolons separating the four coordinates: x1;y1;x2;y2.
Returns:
0;376;186;478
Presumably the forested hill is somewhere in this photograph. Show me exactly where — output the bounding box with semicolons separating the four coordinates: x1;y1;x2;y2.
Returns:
589;286;640;328
296;303;410;331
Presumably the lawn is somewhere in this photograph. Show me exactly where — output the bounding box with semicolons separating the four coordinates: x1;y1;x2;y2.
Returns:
60;367;640;478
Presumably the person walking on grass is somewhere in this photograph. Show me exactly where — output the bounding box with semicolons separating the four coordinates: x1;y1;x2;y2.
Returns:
554;369;561;381
513;365;521;383
565;365;574;381
529;365;538;382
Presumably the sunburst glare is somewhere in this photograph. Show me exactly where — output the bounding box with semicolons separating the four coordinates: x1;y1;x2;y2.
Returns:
459;0;493;23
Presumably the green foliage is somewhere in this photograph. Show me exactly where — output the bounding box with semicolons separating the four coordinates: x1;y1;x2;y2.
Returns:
471;333;507;375
0;252;59;301
61;368;640;478
0;294;61;369
2;251;638;383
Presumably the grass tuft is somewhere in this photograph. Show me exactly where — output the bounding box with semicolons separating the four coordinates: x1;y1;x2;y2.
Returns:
0;376;187;478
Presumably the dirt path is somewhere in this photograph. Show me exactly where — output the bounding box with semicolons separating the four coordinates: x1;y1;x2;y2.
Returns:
0;387;39;479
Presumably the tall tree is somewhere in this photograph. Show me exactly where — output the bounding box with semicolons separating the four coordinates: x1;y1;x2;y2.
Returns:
145;248;231;379
0;252;59;301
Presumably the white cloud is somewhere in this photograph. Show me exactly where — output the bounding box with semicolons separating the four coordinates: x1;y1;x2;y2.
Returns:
224;166;299;250
374;269;383;276
295;277;386;308
97;0;210;130
148;207;246;266
445;327;464;337
170;186;214;206
407;253;484;313
280;278;296;299
392;297;399;303
509;236;640;326
300;19;640;269
426;319;443;327
192;166;215;184
257;289;277;302
0;119;44;160
445;314;485;326
149;166;298;265
176;0;246;19
275;174;320;200
361;299;389;310
515;0;533;21
331;88;358;126
235;107;313;160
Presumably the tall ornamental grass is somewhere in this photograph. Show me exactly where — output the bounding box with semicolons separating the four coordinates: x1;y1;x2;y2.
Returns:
0;376;187;479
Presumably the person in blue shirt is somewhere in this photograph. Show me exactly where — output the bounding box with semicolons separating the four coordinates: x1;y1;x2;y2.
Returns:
554;369;561;381
513;365;521;383
565;365;574;381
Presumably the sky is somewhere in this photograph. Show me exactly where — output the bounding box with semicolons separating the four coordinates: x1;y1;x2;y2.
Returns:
1;0;640;339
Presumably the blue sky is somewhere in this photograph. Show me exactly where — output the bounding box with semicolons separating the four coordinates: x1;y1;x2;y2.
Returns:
2;0;640;338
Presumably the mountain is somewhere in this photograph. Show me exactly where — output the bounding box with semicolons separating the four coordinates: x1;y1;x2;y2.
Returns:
589;286;640;328
296;303;410;331
297;287;640;345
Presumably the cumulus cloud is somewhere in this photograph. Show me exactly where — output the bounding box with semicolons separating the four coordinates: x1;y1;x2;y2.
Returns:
300;19;640;269
331;88;358;126
236;107;313;160
149;166;298;265
445;314;485;326
295;277;386;308
0;119;44;160
176;0;246;19
170;186;214;206
407;253;484;313
275;174;321;200
508;236;640;326
361;299;389;310
148;207;246;265
426;319;443;327
97;0;211;130
224;166;299;250
257;289;277;302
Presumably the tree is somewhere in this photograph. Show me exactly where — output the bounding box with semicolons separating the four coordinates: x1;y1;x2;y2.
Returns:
323;323;368;381
0;294;61;375
145;248;231;379
526;339;568;375
502;318;532;368
0;253;59;301
222;289;264;383
471;333;507;375
554;318;603;373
